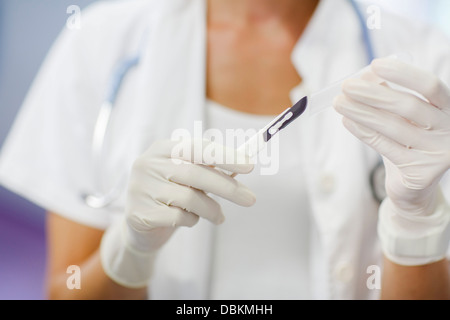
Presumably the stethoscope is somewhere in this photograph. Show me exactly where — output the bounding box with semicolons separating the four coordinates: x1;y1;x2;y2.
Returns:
81;31;147;209
82;0;386;209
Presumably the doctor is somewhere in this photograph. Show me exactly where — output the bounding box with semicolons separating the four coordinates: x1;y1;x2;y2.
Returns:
0;0;449;300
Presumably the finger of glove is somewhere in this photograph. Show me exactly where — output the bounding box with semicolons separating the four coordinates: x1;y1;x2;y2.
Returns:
340;116;411;168
342;79;441;130
334;95;432;151
371;58;450;110
162;162;256;207
129;205;200;229
153;182;225;225
359;66;386;84
340;118;440;193
151;139;254;175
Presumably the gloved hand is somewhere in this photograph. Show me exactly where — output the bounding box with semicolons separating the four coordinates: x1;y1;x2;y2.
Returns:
101;139;256;288
334;57;450;266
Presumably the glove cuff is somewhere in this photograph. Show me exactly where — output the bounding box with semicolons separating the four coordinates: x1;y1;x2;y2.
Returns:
378;189;450;266
100;218;157;289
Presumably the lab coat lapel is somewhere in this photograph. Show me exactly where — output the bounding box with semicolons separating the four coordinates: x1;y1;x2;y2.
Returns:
136;0;207;140
135;0;214;299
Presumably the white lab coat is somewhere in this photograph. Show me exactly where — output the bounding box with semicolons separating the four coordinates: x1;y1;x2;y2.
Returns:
0;0;449;300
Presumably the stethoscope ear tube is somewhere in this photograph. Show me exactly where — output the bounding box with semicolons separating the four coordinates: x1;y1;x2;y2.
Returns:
348;0;375;63
82;58;141;208
105;56;140;104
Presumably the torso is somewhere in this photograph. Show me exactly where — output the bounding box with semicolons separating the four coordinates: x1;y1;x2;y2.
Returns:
206;1;319;115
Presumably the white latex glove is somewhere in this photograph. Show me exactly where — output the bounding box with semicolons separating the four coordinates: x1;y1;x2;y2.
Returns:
101;139;256;288
334;57;450;266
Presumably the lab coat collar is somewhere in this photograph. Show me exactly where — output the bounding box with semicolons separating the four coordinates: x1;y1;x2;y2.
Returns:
291;0;371;100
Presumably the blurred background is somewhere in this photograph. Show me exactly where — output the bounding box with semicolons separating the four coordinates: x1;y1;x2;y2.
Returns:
0;0;449;300
0;0;97;300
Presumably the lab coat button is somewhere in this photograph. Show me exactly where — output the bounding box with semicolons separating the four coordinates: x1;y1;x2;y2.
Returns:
334;262;354;283
319;173;335;194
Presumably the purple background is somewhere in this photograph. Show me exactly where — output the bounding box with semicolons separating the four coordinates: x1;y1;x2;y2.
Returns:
0;188;46;300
